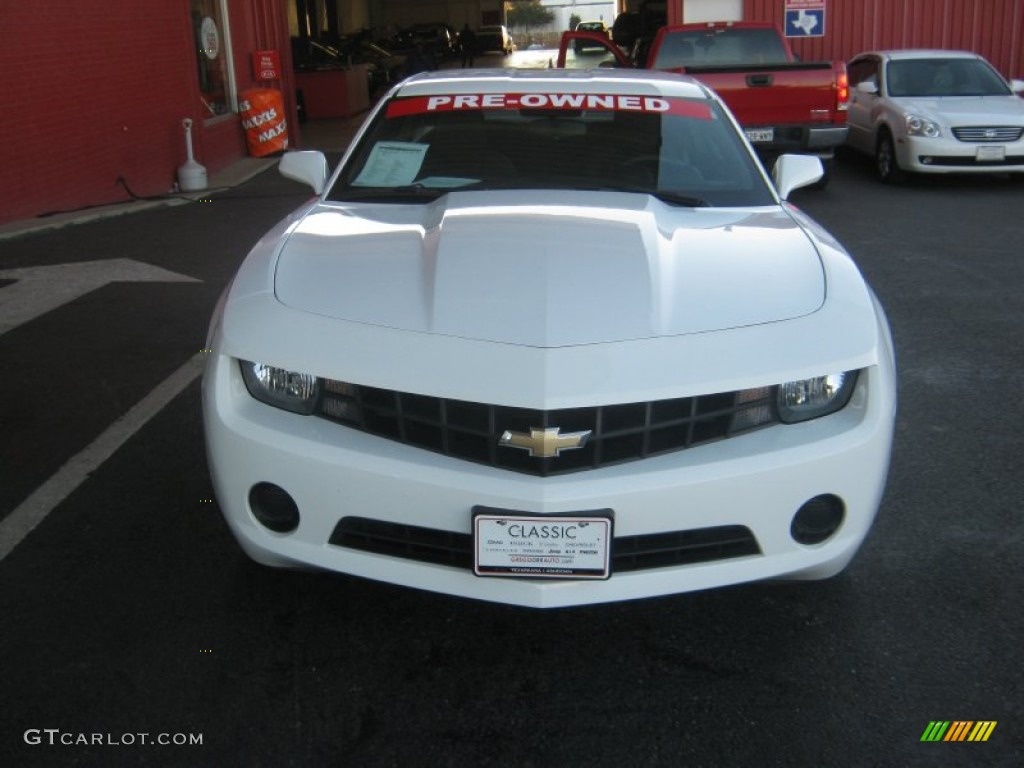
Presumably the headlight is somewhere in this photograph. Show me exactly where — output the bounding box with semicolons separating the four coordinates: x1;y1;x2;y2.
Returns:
777;371;858;424
905;114;941;138
240;360;319;414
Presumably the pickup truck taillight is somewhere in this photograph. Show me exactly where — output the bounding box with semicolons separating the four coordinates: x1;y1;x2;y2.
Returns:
836;71;849;111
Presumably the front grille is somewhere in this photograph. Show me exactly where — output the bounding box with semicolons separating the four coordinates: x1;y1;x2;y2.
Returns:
918;154;1024;167
333;517;471;569
314;381;776;476
613;526;761;572
952;126;1024;143
329;517;761;573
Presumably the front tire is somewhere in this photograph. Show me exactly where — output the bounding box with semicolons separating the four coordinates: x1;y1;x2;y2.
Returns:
875;130;905;184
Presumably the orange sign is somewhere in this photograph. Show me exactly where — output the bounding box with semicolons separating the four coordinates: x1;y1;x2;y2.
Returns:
239;88;288;156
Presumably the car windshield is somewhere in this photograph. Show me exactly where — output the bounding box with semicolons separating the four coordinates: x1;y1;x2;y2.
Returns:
886;58;1011;97
651;28;790;69
328;91;774;207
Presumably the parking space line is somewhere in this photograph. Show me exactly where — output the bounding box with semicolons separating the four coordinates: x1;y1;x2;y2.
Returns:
0;351;206;562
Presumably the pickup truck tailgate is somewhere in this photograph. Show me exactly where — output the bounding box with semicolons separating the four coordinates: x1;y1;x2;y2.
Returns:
675;63;842;126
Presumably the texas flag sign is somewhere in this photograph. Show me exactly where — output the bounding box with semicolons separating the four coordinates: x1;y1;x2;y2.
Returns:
785;0;826;38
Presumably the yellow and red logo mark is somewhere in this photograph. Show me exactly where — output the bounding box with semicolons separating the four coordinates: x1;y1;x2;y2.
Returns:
921;721;997;742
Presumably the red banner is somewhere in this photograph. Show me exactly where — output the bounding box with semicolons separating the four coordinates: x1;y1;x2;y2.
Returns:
386;93;713;120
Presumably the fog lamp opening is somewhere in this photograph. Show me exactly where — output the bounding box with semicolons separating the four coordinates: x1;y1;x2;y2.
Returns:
791;494;844;545
249;482;300;533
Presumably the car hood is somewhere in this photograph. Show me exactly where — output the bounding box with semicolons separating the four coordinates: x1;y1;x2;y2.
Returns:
893;95;1024;124
274;191;824;348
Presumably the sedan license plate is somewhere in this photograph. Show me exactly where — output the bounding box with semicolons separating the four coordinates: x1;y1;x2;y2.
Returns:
473;507;612;579
976;145;1005;162
744;128;774;143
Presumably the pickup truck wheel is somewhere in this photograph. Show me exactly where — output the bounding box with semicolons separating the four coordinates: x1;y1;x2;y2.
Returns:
876;131;905;184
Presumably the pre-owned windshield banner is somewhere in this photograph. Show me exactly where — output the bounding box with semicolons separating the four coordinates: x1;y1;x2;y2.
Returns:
386;93;713;119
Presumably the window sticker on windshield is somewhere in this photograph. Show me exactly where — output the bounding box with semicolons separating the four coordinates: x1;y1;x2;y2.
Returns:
352;141;428;187
386;94;713;120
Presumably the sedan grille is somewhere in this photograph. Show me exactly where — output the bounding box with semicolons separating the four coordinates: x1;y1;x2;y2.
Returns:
952;126;1024;143
330;517;761;573
314;381;777;476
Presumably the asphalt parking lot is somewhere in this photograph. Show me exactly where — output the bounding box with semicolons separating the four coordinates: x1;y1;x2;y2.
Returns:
1;128;1022;765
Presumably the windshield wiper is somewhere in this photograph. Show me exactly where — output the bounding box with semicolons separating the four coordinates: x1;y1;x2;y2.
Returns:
330;184;448;203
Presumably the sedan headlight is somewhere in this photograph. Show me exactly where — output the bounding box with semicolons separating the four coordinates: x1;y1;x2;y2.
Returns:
777;371;858;424
905;114;941;138
240;360;319;414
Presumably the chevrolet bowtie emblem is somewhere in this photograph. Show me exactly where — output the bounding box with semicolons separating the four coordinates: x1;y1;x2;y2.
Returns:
499;427;592;458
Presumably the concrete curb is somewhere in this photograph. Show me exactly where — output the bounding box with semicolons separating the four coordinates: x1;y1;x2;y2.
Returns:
0;158;277;241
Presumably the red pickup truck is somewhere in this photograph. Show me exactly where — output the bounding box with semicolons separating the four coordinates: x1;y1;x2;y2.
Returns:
559;21;849;186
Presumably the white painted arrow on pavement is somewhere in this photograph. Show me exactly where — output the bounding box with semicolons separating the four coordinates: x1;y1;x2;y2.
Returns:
0;258;201;336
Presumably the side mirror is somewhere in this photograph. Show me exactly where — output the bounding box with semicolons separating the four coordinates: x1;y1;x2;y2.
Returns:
1010;79;1024;96
773;154;824;200
856;80;879;95
279;150;329;194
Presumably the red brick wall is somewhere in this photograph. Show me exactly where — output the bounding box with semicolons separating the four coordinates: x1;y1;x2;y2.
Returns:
1;0;294;225
742;0;1024;80
3;3;192;221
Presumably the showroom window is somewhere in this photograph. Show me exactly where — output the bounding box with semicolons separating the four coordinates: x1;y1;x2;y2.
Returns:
192;0;237;118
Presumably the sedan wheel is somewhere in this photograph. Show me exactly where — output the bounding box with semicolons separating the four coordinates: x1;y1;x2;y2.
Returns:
876;131;905;184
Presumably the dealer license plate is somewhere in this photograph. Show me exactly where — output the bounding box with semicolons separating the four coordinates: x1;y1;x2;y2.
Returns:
976;145;1005;162
473;507;613;580
744;128;774;143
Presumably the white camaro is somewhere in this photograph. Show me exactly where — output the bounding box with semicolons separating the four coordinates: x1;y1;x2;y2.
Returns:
203;69;896;608
846;49;1024;182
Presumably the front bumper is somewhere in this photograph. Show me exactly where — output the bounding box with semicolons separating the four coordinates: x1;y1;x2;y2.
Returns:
203;349;895;608
897;134;1024;173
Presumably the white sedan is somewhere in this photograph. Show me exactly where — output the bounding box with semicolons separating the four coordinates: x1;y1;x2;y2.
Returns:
846;49;1024;182
203;69;896;608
